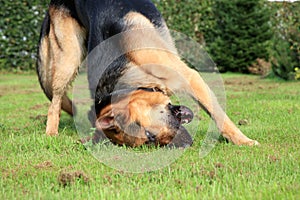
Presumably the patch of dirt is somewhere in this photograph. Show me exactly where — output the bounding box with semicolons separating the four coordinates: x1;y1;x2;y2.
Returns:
0;85;18;96
19;89;41;95
214;162;224;168
2;169;18;179
209;170;216;179
30;114;47;122
224;76;278;93
224;76;282;93
268;155;281;163
0;85;40;96
103;175;113;185
224;79;254;86
30;114;49;128
29;103;49;110
195;185;203;193
58;170;90;187
34;161;53;169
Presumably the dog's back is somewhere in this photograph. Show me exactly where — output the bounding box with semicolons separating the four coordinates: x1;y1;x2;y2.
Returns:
37;0;167;102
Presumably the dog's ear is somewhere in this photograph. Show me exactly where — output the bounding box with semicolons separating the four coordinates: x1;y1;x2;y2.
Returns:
95;110;115;130
95;108;130;131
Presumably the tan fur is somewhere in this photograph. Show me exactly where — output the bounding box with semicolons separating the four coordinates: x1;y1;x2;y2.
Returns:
125;12;175;50
96;90;174;146
119;12;258;146
39;6;86;135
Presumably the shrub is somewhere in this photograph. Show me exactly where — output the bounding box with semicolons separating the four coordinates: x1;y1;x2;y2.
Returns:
0;1;48;71
153;0;214;44
2;0;298;81
207;0;272;73
270;2;300;80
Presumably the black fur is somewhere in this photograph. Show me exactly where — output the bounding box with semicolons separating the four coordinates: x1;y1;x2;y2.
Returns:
58;0;164;50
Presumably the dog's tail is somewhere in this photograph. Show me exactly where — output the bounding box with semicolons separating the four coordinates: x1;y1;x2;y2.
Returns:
36;11;74;116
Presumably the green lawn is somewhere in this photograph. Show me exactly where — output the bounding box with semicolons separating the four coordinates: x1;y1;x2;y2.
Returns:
0;73;299;199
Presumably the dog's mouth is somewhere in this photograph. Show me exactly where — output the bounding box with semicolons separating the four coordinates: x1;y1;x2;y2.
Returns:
145;104;194;146
168;104;194;125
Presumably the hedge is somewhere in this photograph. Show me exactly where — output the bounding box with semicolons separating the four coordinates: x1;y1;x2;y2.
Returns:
0;1;49;71
0;0;215;72
0;0;299;81
270;2;300;80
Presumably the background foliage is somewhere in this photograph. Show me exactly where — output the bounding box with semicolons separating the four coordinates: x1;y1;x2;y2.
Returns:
0;0;48;71
0;0;299;80
270;2;300;80
153;0;215;44
207;0;272;73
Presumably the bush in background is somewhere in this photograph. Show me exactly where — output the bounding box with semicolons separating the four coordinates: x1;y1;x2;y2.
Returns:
0;0;299;81
207;0;272;73
271;2;300;80
1;0;215;72
0;1;48;71
153;0;214;45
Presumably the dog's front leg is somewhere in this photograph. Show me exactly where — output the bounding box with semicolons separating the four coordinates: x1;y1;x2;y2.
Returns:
46;94;62;136
130;50;258;145
185;70;259;146
123;24;258;145
155;64;259;146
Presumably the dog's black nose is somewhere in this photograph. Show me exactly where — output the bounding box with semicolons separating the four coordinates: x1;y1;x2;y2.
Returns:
145;131;156;143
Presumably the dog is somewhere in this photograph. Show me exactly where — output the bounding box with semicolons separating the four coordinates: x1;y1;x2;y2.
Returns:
37;0;259;147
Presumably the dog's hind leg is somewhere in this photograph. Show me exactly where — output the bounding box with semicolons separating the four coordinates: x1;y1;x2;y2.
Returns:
37;7;86;136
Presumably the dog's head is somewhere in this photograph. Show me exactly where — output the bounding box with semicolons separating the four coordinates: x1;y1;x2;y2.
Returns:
94;89;193;147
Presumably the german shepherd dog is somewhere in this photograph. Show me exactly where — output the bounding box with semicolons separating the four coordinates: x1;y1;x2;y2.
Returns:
37;0;259;147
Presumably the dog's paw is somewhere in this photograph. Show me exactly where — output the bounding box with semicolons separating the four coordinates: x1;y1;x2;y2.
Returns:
239;139;260;146
228;132;260;146
46;122;59;136
46;131;58;136
248;140;260;146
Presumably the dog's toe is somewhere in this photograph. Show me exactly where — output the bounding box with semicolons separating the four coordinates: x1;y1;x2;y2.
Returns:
241;139;260;146
251;140;260;146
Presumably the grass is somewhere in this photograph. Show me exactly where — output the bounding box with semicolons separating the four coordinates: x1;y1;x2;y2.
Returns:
0;72;299;199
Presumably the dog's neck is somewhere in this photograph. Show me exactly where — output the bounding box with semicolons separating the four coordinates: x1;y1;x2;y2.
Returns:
94;87;164;115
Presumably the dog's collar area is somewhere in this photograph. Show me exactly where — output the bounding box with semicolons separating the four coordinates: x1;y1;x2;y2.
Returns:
95;87;165;113
137;87;164;94
98;87;164;104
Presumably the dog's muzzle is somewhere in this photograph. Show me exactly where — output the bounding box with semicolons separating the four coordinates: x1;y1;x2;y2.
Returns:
168;104;194;124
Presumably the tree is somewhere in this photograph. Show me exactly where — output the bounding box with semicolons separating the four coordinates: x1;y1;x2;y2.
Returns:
153;0;214;44
207;0;272;73
270;2;300;80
